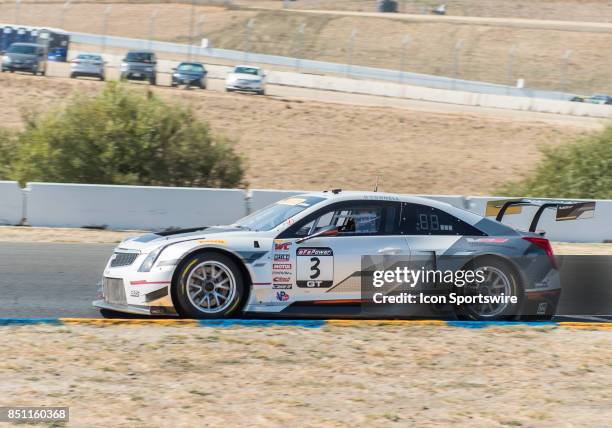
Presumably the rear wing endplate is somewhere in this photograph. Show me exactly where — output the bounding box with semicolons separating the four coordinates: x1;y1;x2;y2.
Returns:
486;199;596;232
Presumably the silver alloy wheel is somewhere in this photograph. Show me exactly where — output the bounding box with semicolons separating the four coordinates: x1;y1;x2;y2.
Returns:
186;261;236;314
471;266;513;318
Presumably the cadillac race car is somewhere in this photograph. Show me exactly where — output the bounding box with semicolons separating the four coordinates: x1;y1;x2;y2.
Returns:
93;191;595;320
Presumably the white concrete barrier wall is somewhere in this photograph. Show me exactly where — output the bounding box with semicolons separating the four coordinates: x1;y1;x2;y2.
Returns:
0;181;23;225
17;183;612;242
466;196;611;243
26;183;245;230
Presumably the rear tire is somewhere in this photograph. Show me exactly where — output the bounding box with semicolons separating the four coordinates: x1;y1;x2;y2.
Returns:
174;252;246;319
454;257;523;321
70;73;76;79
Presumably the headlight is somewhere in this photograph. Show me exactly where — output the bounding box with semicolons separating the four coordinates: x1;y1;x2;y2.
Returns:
120;62;127;70
146;67;153;72
138;246;164;272
3;57;11;64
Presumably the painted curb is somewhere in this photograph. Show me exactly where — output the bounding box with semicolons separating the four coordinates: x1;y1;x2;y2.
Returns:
0;318;609;330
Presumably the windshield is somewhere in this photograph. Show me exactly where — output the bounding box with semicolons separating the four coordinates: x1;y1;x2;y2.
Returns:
8;44;37;55
77;54;102;61
235;66;259;75
177;63;204;72
234;196;326;231
125;52;154;63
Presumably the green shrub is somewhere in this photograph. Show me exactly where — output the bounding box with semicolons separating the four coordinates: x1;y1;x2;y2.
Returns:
0;129;17;180
9;83;244;188
498;125;612;199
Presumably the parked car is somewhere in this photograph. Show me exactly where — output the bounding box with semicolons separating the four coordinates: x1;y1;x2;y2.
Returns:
120;50;157;85
570;93;612;105
225;65;266;95
171;61;207;89
70;53;105;81
1;42;47;75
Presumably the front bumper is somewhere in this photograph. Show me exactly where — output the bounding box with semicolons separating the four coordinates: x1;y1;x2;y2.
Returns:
122;71;154;80
226;82;263;92
93;299;178;316
3;63;36;71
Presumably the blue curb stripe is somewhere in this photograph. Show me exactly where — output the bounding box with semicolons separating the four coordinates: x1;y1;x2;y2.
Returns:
446;320;558;329
0;318;608;330
0;318;62;326
197;319;326;328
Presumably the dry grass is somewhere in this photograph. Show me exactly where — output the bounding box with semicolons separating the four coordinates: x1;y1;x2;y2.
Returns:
0;323;610;427
0;72;590;195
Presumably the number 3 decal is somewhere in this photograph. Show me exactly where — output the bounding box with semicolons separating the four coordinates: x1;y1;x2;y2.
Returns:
296;248;333;288
310;257;321;279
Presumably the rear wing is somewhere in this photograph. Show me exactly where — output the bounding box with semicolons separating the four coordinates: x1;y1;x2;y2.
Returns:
485;199;596;232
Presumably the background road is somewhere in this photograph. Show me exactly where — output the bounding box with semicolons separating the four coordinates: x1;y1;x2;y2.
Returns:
39;58;606;129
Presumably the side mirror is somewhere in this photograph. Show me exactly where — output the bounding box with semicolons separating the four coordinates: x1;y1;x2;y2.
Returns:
296;225;338;244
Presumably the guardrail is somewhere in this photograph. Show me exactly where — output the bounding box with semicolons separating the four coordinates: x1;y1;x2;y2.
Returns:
69;31;574;101
0;182;607;242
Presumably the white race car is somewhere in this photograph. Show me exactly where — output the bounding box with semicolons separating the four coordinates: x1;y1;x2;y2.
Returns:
93;191;586;320
225;65;266;95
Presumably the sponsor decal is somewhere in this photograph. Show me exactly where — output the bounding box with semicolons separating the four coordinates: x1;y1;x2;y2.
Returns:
466;237;509;244
277;198;306;206
274;254;290;261
285;218;295;225
536;302;548;315
276;291;290;301
272;284;292;290
274;241;292;251
198;239;226;245
296;247;334;288
273;263;292;270
273;276;291;283
297;247;333;257
130;290;140;298
272;270;292;276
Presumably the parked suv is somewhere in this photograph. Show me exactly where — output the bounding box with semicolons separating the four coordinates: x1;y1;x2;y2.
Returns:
120;50;157;85
1;43;47;75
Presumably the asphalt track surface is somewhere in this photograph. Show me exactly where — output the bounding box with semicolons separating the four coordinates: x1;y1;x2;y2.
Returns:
0;242;113;318
1;242;611;322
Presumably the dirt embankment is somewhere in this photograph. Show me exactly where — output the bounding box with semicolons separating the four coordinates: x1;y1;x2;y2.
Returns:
0;73;590;195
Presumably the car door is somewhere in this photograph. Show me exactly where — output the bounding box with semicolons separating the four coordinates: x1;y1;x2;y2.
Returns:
271;200;410;304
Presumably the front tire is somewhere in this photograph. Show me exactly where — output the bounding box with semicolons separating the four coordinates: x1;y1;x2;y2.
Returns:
174;252;246;318
454;257;523;321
